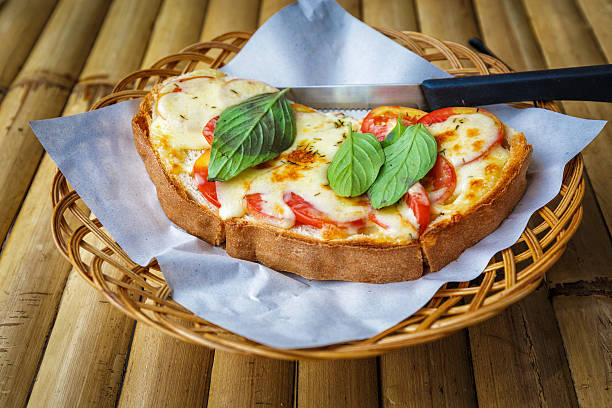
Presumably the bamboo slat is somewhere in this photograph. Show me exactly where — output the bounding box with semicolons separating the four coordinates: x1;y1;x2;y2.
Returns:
472;0;546;71
206;352;294;407
545;181;612;287
0;0;109;245
469;287;578;407
522;0;612;233
475;4;611;407
0;159;74;408
0;0;58;101
552;295;612;407
79;0;162;85
472;0;612;287
522;0;612;249
258;0;292;25
26;271;134;408
200;0;257;41
379;332;477;407
142;0;207;68
116;324;214;408
110;3;219;405
336;0;360;17
576;0;612;61
0;2;111;407
20;2;162;407
414;0;479;46
416;4;579;405
297;359;379;407
362;0;418;31
257;0;362;26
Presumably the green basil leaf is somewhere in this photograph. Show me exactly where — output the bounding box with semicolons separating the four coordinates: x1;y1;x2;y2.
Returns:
368;124;437;209
207;89;295;181
381;113;406;148
327;126;385;197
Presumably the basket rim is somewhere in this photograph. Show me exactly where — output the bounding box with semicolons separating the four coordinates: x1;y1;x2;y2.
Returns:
49;29;584;360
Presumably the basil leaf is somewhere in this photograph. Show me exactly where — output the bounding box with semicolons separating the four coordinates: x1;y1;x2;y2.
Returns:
207;89;295;181
327;126;385;197
381;113;406;148
368;124;437;209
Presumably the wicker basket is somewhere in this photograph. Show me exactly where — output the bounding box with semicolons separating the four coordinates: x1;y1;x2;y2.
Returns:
50;30;584;360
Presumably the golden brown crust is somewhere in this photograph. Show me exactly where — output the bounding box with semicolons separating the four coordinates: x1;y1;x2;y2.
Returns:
132;78;531;283
132;88;225;246
225;219;422;283
420;132;532;271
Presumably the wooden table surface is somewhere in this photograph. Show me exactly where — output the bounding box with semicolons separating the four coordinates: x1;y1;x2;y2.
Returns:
0;0;610;407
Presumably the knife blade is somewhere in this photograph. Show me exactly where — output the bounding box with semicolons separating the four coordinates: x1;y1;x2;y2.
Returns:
285;84;428;111
284;64;612;111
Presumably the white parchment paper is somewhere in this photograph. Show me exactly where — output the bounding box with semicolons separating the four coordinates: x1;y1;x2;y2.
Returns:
31;0;606;349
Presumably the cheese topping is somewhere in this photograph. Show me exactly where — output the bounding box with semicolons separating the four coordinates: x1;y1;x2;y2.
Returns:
148;70;514;243
426;112;501;166
149;68;278;173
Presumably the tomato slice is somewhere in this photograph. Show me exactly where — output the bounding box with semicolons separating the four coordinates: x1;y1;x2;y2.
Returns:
202;115;218;145
283;192;365;231
193;150;220;208
245;193;285;222
360;106;427;141
422;155;457;204
417;107;504;166
406;183;430;235
368;212;389;229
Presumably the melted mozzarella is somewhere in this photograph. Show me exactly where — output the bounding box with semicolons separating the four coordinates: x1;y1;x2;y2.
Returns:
149;69;278;175
426;113;500;166
370;203;418;240
216;110;369;224
429;143;510;227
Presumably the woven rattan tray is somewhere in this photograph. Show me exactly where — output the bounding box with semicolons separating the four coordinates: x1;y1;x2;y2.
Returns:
50;30;584;360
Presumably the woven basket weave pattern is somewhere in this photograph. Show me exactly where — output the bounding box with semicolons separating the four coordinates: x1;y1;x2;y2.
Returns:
50;30;584;360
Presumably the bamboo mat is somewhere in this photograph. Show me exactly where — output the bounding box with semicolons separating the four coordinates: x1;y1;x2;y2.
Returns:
0;0;610;407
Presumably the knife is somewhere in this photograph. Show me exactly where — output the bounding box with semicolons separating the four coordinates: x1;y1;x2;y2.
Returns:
284;64;612;111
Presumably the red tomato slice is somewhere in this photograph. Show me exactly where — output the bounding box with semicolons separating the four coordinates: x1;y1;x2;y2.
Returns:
245;193;285;222
283;192;365;231
360;106;427;141
422;155;457;204
202;115;218;145
368;212;389;229
193;150;220;208
417;107;504;166
406;183;430;235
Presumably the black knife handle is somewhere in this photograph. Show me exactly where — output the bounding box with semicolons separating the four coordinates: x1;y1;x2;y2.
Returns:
421;64;612;110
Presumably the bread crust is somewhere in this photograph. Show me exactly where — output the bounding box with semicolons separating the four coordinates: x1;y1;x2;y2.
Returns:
225;219;423;283
132;89;225;246
133;79;531;283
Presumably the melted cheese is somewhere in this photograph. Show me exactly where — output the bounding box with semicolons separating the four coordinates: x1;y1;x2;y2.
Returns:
429;143;510;227
426;113;500;166
216;110;369;224
149;68;278;174
148;69;516;243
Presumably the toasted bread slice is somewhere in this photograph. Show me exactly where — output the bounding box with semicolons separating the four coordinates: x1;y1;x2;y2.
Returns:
132;70;531;283
133;86;225;245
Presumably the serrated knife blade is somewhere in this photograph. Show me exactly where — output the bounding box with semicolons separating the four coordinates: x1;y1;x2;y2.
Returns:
284;84;429;111
282;65;612;111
